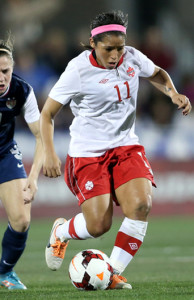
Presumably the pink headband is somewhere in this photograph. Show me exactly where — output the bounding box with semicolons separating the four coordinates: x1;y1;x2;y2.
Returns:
91;24;126;37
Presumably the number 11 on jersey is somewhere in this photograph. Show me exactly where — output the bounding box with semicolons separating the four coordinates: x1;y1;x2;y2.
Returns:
114;81;131;102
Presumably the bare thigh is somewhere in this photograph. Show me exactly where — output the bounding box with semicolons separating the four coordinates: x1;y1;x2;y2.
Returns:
81;193;113;237
115;178;153;221
0;178;31;231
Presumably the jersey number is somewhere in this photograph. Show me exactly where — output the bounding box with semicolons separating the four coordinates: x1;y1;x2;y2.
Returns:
114;81;131;102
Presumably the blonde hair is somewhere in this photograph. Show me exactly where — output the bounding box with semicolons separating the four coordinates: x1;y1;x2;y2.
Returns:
0;31;14;62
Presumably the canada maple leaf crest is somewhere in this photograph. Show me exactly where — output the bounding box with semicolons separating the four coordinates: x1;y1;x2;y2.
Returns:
127;66;135;77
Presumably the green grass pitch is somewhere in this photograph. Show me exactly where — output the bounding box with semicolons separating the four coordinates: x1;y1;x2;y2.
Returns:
0;216;194;299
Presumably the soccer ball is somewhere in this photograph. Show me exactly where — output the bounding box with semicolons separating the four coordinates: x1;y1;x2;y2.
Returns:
69;249;114;290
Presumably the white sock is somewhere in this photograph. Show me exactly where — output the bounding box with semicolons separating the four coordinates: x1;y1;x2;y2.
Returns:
56;213;93;240
110;217;148;273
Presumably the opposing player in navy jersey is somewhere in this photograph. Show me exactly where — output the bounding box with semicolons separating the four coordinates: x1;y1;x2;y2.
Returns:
40;11;192;289
0;35;43;289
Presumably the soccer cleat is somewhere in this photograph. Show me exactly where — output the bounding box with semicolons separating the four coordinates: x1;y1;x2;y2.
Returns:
0;271;27;290
108;274;132;289
45;218;69;271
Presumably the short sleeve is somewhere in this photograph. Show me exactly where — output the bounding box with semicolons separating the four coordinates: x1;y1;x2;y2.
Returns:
134;49;156;78
23;88;40;123
49;62;81;105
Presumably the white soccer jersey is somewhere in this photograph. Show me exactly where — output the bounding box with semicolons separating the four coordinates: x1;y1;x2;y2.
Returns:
49;46;155;157
23;88;40;124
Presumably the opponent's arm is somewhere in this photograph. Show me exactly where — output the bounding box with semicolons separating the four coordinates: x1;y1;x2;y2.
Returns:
40;97;63;178
147;66;192;116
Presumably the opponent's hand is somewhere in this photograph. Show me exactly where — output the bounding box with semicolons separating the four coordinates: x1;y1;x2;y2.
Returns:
171;94;192;116
43;152;62;178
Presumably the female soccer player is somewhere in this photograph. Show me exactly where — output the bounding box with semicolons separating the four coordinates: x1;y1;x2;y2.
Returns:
40;11;191;289
0;35;43;289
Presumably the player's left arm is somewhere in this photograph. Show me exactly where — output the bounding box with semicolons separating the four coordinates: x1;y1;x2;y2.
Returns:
147;66;192;116
24;119;43;204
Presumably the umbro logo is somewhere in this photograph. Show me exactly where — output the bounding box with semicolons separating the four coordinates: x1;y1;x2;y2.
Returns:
99;79;109;84
129;243;138;250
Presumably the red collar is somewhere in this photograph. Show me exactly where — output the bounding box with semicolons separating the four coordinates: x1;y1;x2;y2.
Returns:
89;50;124;69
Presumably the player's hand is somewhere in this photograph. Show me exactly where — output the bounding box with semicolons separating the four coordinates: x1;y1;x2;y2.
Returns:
23;178;38;204
171;94;192;116
43;152;62;178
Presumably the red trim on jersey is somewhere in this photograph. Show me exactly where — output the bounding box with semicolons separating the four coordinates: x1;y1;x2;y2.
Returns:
89;50;124;69
114;231;142;256
69;217;83;240
117;56;124;67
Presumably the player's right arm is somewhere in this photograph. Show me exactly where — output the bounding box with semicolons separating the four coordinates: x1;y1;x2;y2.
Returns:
40;97;63;178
